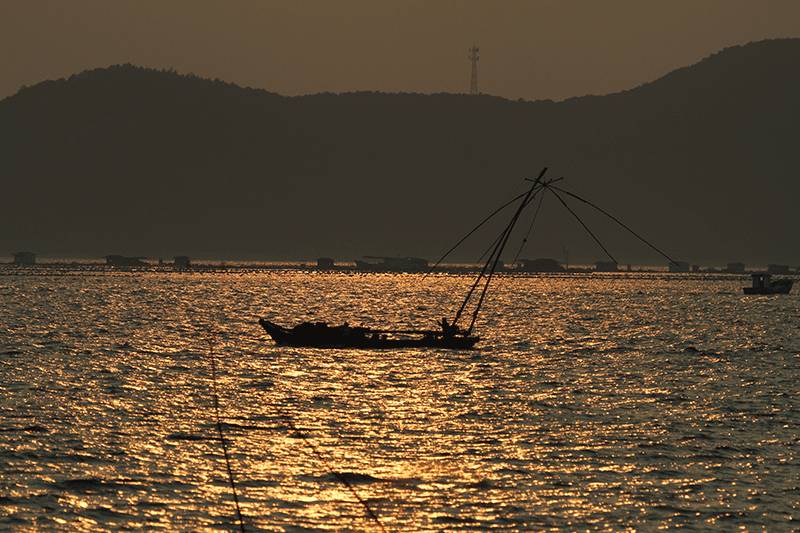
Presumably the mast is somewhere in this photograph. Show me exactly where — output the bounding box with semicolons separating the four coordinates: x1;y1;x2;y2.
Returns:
453;167;548;333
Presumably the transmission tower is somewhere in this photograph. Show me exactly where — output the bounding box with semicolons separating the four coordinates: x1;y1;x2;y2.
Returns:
469;45;479;95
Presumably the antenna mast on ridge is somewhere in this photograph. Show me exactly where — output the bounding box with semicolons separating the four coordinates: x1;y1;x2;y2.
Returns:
469;45;480;95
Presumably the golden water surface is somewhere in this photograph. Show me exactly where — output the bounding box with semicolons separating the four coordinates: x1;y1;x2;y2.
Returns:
1;271;798;530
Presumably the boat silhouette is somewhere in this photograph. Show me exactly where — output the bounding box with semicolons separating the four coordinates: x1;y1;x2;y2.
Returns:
259;167;681;350
742;273;793;294
258;318;479;349
259;168;554;349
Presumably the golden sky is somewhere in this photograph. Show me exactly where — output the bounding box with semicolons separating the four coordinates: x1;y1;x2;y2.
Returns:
2;0;800;100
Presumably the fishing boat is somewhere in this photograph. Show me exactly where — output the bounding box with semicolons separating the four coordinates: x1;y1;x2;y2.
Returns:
259;168;558;349
742;272;793;295
258;319;479;349
259;167;679;350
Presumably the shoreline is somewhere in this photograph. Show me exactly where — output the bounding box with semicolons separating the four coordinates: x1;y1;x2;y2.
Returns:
1;262;796;279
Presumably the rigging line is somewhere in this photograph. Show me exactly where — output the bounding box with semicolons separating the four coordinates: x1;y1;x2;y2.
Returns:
476;217;511;264
466;231;506;334
453;184;533;326
476;185;548;264
466;170;547;334
548;185;679;266
422;181;549;279
511;188;547;265
548;188;618;265
421;189;528;280
279;415;387;532
453;167;548;326
462;190;545;323
207;339;246;533
453;219;511;326
466;196;527;334
453;194;542;324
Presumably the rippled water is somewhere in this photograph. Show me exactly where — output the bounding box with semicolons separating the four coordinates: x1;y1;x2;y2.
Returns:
1;271;798;531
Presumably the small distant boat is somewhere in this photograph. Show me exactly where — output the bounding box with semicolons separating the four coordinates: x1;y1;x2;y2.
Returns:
742;273;793;295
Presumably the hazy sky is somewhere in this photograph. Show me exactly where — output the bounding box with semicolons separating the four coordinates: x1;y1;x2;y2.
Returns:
2;1;800;101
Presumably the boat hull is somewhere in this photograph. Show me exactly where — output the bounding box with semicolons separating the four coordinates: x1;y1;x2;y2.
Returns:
259;319;479;350
742;286;792;295
742;279;793;295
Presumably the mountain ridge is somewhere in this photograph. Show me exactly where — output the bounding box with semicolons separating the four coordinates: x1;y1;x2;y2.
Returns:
2;39;799;264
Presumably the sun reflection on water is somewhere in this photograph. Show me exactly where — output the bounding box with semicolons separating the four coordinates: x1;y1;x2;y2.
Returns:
0;272;798;529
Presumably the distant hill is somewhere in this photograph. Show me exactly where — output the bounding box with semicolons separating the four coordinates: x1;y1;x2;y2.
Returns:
2;39;799;265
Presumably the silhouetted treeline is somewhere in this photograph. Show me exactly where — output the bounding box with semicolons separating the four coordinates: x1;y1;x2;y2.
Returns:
2;40;799;264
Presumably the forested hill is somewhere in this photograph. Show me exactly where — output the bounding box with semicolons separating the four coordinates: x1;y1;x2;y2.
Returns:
2;38;799;265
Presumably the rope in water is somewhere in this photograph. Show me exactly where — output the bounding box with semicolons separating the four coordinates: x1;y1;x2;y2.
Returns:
279;415;388;532
207;339;246;533
205;337;385;531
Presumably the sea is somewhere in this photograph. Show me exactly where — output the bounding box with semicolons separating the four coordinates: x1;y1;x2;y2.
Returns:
1;270;798;531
